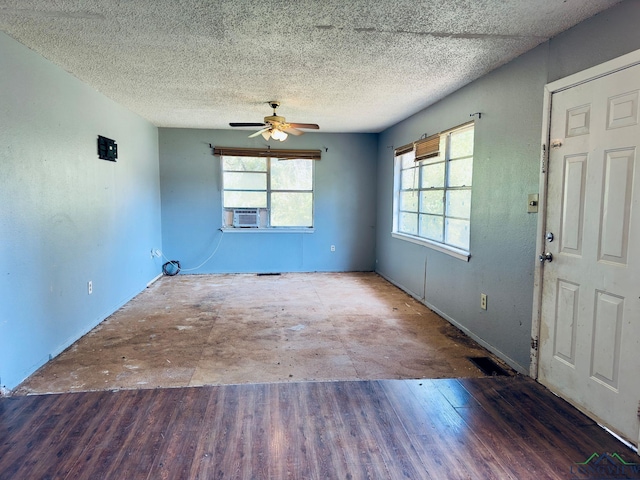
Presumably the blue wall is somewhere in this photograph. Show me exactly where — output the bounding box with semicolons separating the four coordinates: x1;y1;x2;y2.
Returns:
0;32;162;390
159;128;377;273
376;48;547;373
374;1;640;373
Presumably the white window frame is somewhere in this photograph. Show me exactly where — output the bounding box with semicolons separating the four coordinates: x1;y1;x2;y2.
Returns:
221;156;315;232
392;122;474;261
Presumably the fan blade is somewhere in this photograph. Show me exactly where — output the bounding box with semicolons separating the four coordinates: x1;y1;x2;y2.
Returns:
283;127;304;136
230;122;267;127
248;127;270;138
288;123;319;130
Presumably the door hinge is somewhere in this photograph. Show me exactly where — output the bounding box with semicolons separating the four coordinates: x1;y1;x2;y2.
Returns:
531;337;539;351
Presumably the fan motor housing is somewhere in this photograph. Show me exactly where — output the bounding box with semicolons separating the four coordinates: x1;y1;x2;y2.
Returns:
265;115;285;124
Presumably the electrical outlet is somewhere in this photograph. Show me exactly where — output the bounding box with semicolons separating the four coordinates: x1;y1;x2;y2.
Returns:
330;245;336;252
480;293;487;310
150;249;162;258
88;281;93;295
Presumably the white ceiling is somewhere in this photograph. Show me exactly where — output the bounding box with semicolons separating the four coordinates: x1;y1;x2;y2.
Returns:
0;0;622;133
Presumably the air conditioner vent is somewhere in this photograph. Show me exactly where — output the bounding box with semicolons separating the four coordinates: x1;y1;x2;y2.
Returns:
233;208;260;228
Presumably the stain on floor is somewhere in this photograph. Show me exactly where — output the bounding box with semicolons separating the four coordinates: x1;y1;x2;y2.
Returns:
13;272;511;395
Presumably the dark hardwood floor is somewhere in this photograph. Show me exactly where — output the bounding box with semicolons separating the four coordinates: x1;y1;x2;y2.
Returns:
1;376;637;479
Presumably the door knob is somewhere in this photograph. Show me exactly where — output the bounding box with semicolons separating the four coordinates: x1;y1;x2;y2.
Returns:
539;252;553;263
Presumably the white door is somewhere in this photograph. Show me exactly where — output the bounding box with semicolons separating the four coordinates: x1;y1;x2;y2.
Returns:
539;62;640;447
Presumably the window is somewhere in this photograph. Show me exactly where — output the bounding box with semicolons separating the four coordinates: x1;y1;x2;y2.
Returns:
222;156;314;228
393;123;474;258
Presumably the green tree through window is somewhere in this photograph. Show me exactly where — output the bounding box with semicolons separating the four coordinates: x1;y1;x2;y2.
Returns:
222;156;313;228
393;123;474;256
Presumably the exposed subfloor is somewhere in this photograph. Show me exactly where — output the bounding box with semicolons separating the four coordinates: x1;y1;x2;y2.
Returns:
13;272;508;395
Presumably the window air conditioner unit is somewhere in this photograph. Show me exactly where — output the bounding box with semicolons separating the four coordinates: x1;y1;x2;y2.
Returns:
233;208;260;228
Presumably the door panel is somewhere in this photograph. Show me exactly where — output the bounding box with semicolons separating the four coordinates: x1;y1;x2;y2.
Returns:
554;280;579;366
607;90;638;130
599;149;634;264
566;104;591;137
560;154;587;255
539;62;640;446
591;291;623;389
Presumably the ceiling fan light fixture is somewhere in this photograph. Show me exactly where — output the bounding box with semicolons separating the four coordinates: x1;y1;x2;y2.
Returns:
271;129;288;141
230;102;318;140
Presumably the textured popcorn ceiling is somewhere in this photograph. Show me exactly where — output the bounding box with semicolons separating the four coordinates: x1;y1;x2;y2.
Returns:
0;0;622;132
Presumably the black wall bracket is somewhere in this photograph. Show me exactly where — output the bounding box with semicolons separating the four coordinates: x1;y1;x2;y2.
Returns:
98;135;117;161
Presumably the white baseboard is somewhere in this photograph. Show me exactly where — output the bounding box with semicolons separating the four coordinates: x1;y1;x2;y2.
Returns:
147;272;163;287
376;270;528;376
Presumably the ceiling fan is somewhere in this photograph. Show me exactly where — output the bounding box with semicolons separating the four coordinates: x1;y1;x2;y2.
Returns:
229;101;320;141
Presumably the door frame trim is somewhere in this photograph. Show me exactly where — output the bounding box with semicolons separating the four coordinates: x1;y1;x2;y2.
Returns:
530;48;640;379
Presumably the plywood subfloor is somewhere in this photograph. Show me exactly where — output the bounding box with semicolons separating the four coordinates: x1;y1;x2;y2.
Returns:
14;273;506;395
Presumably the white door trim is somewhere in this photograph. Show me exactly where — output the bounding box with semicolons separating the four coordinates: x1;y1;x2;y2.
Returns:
530;48;640;379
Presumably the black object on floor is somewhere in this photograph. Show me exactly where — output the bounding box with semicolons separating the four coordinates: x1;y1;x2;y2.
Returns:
468;356;510;376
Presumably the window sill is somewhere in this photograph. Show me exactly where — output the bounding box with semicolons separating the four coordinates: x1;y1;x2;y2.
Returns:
391;232;470;261
222;227;315;234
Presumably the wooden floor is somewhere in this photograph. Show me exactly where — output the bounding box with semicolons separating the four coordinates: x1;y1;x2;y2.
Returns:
1;376;637;479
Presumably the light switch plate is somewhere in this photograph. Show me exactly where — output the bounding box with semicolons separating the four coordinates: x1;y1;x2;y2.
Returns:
528;193;539;213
